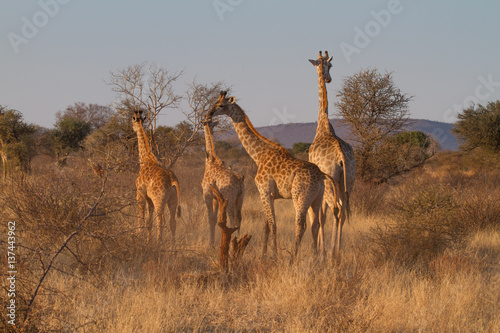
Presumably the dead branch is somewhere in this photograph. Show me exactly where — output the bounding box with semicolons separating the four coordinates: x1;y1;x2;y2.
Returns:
209;184;239;273
231;234;252;263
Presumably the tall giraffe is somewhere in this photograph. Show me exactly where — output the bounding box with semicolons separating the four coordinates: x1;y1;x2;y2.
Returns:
208;91;337;260
132;110;181;245
308;51;356;256
201;115;245;247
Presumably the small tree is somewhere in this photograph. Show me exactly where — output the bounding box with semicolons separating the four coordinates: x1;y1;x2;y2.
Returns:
82;113;137;172
56;102;114;131
452;101;500;153
52;117;92;161
335;68;414;182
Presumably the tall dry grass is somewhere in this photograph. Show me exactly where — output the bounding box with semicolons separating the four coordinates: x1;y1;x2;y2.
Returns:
0;151;499;332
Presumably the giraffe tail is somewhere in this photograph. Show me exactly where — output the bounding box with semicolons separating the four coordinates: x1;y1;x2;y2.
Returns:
324;174;339;215
172;179;181;218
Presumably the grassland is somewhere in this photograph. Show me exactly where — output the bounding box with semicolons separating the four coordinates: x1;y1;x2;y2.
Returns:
1;150;499;332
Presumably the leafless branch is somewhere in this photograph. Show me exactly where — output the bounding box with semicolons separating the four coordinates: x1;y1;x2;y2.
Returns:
23;178;107;324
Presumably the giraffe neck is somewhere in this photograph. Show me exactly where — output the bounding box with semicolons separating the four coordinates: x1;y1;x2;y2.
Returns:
227;104;283;164
135;124;157;165
316;65;332;135
203;122;222;165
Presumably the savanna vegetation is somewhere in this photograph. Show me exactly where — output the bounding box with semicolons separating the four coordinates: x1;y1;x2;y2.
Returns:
1;66;499;332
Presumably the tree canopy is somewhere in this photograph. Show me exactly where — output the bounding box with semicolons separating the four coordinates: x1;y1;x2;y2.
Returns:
452;101;500;153
0;106;36;176
334;68;436;183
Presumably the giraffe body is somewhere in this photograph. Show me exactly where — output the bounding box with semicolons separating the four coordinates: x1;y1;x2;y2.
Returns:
132;110;181;245
208;92;337;260
202;118;245;246
308;51;356;256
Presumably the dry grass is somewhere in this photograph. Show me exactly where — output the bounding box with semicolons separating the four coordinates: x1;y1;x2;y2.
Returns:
1;152;499;332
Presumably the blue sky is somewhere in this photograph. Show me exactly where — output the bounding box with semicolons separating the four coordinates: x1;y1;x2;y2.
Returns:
1;0;499;128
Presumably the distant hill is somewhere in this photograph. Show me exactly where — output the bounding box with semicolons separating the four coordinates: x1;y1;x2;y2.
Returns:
218;119;459;151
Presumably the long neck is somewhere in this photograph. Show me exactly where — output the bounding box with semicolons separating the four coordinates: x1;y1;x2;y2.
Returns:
316;66;332;134
135;125;157;164
227;104;283;164
204;122;222;164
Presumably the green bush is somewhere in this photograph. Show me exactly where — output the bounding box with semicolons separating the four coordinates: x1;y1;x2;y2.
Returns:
453;100;500;153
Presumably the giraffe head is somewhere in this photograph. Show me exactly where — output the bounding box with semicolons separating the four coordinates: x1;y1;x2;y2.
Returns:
131;110;146;133
308;51;333;83
207;91;236;119
203;112;219;131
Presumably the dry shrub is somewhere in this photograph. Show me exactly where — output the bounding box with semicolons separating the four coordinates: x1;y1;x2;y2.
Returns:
0;162;140;330
1;149;499;332
455;172;500;231
366;184;466;269
350;181;388;216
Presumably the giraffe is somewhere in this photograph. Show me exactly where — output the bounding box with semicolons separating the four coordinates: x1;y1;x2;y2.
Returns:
208;91;338;261
308;51;356;256
201;114;245;247
132;110;181;245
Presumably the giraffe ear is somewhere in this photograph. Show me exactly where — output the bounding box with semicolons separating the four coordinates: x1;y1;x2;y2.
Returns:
309;59;320;66
228;97;236;104
327;56;333;63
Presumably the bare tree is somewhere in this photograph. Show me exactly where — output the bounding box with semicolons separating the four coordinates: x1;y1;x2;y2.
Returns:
108;63;183;140
108;63;229;168
335;68;414;181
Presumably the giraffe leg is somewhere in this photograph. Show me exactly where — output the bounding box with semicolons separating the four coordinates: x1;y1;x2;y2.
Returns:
144;196;155;245
319;182;335;257
336;199;347;255
226;200;237;229
260;193;276;258
152;197;167;246
331;198;346;257
308;194;323;257
235;188;244;231
319;200;328;256
167;197;178;244
204;194;218;247
292;206;308;263
137;191;146;227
